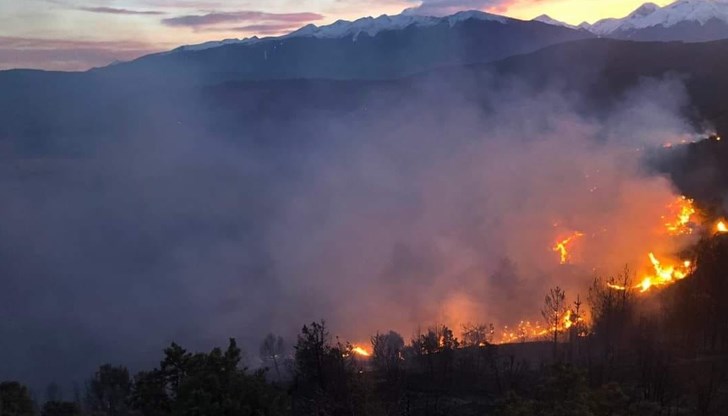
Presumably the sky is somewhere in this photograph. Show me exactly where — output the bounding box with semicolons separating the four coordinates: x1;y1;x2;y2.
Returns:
0;0;674;71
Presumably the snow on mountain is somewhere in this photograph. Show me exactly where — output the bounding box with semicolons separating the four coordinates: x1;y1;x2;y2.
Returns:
590;0;728;36
174;37;261;52
287;10;508;40
176;10;510;51
532;14;577;29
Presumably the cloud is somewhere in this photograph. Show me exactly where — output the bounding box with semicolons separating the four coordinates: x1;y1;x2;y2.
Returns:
161;11;324;28
0;37;160;71
403;0;509;16
78;7;165;16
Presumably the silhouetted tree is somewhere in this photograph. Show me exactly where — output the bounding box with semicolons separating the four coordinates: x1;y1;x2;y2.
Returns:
85;365;131;416
292;321;367;416
260;333;286;382
588;267;634;364
131;339;287;416
462;323;494;347
45;383;61;404
129;370;170;416
371;331;404;380
542;286;566;359
0;382;35;416
40;401;80;416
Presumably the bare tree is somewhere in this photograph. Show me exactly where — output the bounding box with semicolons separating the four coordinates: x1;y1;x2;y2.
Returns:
260;333;286;381
462;323;495;347
542;286;567;358
588;266;634;362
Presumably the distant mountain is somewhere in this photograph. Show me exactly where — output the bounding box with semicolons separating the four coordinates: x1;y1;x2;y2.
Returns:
586;0;728;42
90;10;592;85
532;14;577;29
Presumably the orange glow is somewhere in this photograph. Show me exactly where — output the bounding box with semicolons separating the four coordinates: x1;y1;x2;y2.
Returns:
663;196;696;235
497;0;674;26
717;221;728;233
351;345;371;357
552;232;584;264
610;252;694;293
496;309;582;344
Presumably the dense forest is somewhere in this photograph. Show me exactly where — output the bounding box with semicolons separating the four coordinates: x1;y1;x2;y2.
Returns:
3;226;728;416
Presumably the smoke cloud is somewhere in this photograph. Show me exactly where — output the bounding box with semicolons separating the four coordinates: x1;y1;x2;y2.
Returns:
0;71;706;393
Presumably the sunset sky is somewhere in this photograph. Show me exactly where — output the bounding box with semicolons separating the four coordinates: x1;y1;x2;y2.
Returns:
0;0;674;71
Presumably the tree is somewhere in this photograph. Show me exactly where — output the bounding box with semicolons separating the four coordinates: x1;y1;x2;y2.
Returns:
85;365;132;416
588;267;634;363
462;323;495;347
130;339;287;416
292;321;367;416
0;381;35;416
40;401;80;416
371;331;405;378
45;383;61;403
542;286;566;359
260;333;286;382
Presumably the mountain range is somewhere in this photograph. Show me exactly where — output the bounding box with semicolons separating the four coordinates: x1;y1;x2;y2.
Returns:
540;0;728;42
93;11;590;85
93;0;728;84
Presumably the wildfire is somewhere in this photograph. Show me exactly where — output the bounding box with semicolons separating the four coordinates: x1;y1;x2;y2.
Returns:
716;221;728;234
351;345;371;357
663;196;696;235
497;310;582;344
552;232;584;264
609;253;694;293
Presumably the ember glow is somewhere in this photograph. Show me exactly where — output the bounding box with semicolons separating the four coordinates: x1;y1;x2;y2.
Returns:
552;232;584;264
351;345;371;357
636;252;692;292
606;196;700;293
664;196;696;235
496;309;582;344
717;221;728;233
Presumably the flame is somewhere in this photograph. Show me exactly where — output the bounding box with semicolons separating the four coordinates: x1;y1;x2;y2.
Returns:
351;345;371;357
716;221;728;234
607;282;628;291
496;310;582;344
663;196;696;235
609;252;694;293
552;232;584;264
562;310;574;329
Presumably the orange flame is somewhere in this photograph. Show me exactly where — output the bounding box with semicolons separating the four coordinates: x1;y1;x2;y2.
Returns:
496;310;582;344
351;345;371;357
552;232;584;264
716;221;728;234
663;196;696;235
609;253;693;293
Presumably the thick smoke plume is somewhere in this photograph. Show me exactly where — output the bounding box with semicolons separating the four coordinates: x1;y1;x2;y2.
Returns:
0;73;706;391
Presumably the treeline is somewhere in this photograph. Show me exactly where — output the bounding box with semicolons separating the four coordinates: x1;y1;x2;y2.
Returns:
4;235;728;416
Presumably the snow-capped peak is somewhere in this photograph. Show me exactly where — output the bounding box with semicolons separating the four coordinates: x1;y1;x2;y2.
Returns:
532;14;577;29
175;10;511;51
173;37;260;52
589;0;728;36
286;10;508;40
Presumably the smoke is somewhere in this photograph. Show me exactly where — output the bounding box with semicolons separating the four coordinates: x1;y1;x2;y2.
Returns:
0;71;706;391
265;76;703;344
